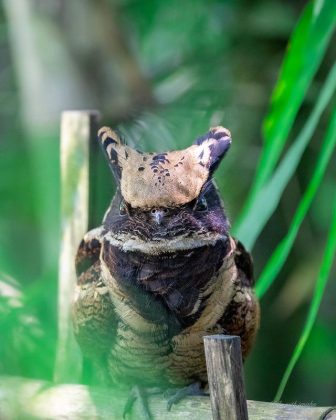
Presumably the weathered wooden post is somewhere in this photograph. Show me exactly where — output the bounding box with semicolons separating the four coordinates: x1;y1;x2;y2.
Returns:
54;110;101;383
204;335;248;420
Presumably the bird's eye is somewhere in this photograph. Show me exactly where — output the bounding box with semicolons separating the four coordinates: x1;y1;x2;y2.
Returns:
119;200;127;215
196;197;208;212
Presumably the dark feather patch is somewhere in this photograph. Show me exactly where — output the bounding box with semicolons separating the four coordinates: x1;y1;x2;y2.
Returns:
76;238;101;277
195;133;210;145
208;138;231;174
234;239;254;286
102;238;228;327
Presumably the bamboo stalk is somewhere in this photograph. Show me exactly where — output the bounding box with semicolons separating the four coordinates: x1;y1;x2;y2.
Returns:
54;110;101;383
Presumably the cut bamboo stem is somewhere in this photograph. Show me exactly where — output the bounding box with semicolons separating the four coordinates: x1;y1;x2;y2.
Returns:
204;335;248;420
54;110;101;383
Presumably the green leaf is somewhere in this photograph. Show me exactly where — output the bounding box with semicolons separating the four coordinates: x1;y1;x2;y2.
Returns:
274;189;336;402
233;62;336;249
255;104;336;298
236;0;336;227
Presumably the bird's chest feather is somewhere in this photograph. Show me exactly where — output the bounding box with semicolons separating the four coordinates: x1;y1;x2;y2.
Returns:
99;235;232;386
100;236;229;328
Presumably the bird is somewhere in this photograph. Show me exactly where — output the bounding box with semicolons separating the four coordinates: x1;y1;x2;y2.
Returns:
72;125;260;418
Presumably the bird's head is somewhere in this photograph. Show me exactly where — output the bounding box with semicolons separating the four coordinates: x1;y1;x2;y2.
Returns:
99;126;232;248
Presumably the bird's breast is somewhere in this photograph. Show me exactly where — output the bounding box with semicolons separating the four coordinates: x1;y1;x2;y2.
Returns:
101;233;229;326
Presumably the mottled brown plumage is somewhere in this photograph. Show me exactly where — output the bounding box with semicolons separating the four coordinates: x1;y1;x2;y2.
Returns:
72;126;259;407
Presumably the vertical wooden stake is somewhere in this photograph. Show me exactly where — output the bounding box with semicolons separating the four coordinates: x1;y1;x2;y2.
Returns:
204;335;248;420
54;110;101;383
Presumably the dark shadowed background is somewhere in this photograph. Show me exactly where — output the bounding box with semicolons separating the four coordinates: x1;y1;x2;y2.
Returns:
0;0;335;406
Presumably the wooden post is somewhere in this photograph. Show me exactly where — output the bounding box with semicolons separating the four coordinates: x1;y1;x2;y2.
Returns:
54;110;101;383
204;335;248;420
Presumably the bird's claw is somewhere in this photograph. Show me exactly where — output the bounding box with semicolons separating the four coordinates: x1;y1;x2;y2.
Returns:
166;381;206;411
122;385;152;420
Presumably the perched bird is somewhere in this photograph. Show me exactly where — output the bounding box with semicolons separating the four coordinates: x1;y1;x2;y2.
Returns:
73;126;260;416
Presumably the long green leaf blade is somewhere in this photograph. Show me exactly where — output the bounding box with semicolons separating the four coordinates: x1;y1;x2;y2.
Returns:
258;0;336;186
236;0;336;228
233;62;336;248
274;191;336;402
255;104;336;298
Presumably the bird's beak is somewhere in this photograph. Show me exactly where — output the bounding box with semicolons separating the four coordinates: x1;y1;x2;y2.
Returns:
152;209;166;225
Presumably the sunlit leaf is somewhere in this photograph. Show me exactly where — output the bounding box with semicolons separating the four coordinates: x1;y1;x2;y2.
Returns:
274;189;336;401
233;62;336;248
236;0;336;227
256;105;336;298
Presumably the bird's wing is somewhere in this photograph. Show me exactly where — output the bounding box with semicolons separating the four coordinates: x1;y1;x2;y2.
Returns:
218;237;260;358
73;227;117;384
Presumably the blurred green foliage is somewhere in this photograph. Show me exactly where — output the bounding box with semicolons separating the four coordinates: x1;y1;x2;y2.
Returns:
0;0;335;407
